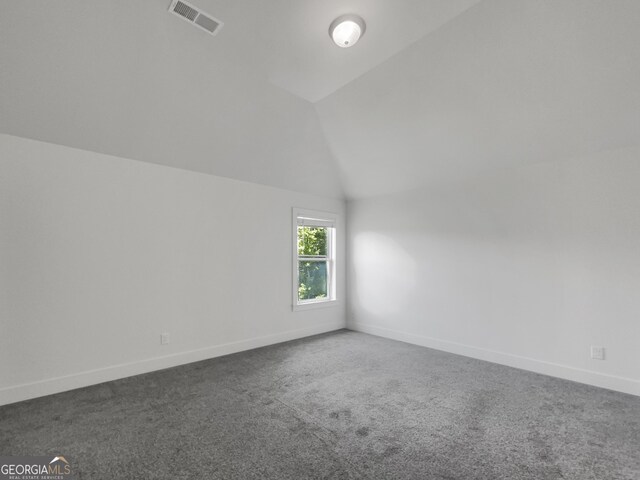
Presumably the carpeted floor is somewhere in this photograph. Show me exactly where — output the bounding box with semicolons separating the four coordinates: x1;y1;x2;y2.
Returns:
1;330;639;479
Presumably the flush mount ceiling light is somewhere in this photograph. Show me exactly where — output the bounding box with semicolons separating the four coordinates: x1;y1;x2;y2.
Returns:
329;14;366;48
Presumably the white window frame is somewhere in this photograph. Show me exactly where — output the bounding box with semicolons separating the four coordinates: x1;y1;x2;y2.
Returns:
292;208;338;311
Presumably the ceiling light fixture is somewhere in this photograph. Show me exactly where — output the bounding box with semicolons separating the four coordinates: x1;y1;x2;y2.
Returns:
329;14;366;48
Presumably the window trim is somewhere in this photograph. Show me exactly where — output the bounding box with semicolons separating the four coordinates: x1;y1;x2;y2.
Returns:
292;208;338;311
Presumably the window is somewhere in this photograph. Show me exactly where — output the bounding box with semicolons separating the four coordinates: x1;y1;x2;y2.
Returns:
293;209;337;310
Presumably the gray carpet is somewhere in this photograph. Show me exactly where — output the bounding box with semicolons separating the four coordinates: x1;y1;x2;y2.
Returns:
1;330;639;479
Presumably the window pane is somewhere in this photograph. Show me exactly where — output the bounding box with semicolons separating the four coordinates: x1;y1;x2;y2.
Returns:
298;226;327;256
298;261;328;301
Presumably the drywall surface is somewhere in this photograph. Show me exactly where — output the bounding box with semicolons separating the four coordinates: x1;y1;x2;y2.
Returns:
0;2;345;198
316;0;640;198
0;134;345;405
348;146;640;396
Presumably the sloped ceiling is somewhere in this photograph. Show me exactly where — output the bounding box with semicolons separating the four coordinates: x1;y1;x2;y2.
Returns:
316;0;640;198
2;1;639;200
263;0;481;102
0;1;345;197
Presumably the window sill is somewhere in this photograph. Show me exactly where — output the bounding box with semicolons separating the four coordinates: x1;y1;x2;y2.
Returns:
292;299;339;312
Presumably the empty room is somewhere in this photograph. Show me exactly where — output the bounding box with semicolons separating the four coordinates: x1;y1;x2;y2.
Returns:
1;1;639;479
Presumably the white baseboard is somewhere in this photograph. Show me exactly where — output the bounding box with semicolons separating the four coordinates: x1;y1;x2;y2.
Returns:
0;322;344;406
350;322;640;397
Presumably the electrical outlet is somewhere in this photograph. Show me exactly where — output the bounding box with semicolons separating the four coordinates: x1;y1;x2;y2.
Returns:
590;345;605;360
161;333;170;345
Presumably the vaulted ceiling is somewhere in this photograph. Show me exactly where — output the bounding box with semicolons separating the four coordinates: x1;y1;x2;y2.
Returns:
317;0;640;198
2;1;639;199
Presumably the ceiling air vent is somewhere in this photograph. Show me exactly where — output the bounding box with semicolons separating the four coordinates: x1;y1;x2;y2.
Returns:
168;0;224;36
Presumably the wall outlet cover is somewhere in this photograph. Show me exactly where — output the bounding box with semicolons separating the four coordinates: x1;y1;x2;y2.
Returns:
590;345;605;360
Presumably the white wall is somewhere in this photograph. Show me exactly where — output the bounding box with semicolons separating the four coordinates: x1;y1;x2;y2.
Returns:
348;146;640;396
0;134;346;406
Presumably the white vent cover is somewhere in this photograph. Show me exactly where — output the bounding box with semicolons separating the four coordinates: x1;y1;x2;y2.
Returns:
168;0;223;36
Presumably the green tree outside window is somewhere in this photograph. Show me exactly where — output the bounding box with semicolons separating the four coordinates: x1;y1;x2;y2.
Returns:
298;226;328;300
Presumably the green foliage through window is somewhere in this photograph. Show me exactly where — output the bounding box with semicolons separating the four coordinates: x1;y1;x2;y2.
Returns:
297;226;327;256
298;226;329;301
